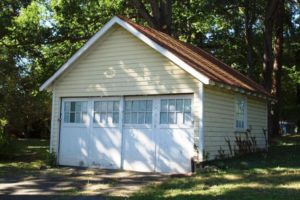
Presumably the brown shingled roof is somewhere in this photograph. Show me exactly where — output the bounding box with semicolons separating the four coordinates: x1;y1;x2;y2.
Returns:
119;16;270;97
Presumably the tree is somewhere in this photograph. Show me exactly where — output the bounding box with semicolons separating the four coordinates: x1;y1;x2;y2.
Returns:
272;0;285;135
126;0;173;34
244;0;257;79
1;0;299;138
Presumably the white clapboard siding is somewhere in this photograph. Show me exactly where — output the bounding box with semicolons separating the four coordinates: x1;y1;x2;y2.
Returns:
50;25;200;153
203;87;267;160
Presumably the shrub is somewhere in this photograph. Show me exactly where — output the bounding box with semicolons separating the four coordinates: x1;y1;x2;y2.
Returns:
46;150;57;167
0;119;12;158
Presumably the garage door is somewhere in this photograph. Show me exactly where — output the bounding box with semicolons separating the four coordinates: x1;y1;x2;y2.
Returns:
122;95;194;173
59;99;90;167
59;97;122;168
59;95;194;173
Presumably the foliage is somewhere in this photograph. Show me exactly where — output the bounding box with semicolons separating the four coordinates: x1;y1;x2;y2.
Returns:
0;1;299;137
0;139;49;173
218;130;260;160
234;130;258;155
46;149;57;167
0;119;11;158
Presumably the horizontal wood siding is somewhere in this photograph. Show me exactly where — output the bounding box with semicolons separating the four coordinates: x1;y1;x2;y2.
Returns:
50;25;200;154
203;87;267;160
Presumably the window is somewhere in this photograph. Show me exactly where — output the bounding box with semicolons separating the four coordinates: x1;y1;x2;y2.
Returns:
124;100;152;124
160;99;192;125
64;101;88;123
94;101;119;124
235;97;247;130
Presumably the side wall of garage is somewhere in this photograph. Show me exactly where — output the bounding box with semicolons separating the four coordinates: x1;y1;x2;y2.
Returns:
49;24;202;158
203;86;268;160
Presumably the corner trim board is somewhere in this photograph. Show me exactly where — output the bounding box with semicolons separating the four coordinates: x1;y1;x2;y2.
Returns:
198;83;204;161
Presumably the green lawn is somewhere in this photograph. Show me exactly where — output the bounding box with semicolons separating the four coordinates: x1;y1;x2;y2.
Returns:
1;136;300;199
118;135;300;200
0;139;49;176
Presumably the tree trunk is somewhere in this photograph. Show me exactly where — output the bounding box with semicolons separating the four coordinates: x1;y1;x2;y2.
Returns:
244;0;256;80
272;0;284;136
127;0;173;34
263;0;280;136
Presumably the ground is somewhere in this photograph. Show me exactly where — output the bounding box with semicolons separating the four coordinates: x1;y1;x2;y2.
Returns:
0;135;300;200
0;139;166;199
122;135;300;200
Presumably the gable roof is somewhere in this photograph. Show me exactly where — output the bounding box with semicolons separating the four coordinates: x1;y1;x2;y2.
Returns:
40;16;270;97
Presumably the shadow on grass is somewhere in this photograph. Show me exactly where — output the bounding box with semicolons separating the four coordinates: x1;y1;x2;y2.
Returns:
117;135;300;200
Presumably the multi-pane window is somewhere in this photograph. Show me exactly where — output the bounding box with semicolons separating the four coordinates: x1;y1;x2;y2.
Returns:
64;101;88;123
235;97;247;130
94;101;119;124
160;99;192;125
124;100;152;124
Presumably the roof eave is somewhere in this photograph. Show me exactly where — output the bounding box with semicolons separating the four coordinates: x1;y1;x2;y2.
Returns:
209;80;273;100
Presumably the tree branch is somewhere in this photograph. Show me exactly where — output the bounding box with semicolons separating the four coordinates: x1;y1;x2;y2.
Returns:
127;0;156;28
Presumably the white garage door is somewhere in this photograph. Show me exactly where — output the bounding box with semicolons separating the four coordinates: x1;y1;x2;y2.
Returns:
59;95;194;173
59;97;122;168
59;99;90;167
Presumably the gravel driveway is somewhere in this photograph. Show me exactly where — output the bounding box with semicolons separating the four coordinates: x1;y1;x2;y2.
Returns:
0;167;167;200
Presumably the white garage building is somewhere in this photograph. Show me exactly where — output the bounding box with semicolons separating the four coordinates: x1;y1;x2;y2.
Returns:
40;16;270;174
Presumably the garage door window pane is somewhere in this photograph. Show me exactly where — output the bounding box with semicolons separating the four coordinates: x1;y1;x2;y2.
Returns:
131;112;138;123
160;112;168;124
100;113;107;123
107;112;113;124
139;100;146;112
146;100;152;111
125;101;131;111
168;112;176;124
125;100;153;124
145;112;152;123
75;112;81;123
113;102;119;111
94;100;119;125
184;99;191;112
176;112;183;124
176;99;183;112
64;112;70;123
64;101;87;124
169;99;176;112
161;100;168;112
184;112;192;125
101;102;107;112
138;112;145;124
132;101;139;112
107;102;113;112
160;98;192;125
124;112;131;123
113;113;119;123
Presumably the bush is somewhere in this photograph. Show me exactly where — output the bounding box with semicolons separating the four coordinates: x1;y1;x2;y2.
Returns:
46;150;57;167
0;119;12;158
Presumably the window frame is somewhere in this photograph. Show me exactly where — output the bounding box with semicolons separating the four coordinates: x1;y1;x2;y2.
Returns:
91;97;121;128
158;95;193;129
123;96;154;129
61;98;89;127
234;96;248;132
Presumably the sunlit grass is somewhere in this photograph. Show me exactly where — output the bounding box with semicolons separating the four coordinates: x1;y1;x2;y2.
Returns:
113;135;300;200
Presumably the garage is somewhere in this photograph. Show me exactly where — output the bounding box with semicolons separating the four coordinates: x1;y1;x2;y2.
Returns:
41;16;269;174
58;95;194;173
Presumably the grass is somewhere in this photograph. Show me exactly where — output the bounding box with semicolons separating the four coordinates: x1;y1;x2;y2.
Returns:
114;135;300;200
1;136;300;199
0;138;49;176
